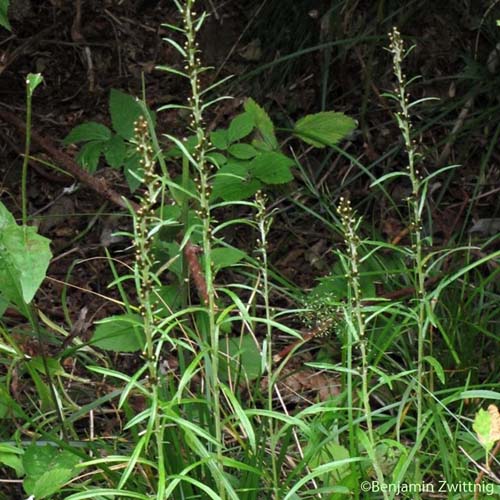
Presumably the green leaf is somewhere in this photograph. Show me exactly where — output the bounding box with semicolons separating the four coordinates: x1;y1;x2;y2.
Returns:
31;468;74;499
90;314;145;352
211;247;246;270
227;143;258;160
23;445;80;499
76;140;105;173
227;112;254;143
23;445;57;478
473;405;500;453
219;335;262;382
64;123;112;144
207;152;227;167
109;89;143;139
0;450;24;477
211;162;261;201
28;356;63;376
26;73;43;95
104;135;127;168
123;153;143;192
244;98;278;149
293;111;357;148
248;151;294;184
423;355;445;385
0;0;11;31
210;129;229;150
0;200;16;228
0;215;52;304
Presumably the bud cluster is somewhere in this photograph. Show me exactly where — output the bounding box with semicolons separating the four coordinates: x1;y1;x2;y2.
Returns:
133;116;160;318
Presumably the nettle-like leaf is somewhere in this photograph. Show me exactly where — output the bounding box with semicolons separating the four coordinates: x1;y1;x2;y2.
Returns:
227;143;258;160
90;313;145;352
211;162;261;201
109;88;143;139
76;140;105;173
64;122;112;144
104;135;127;168
474;405;500;452
293;111;357;148
227;111;255;143
248;151;294;184
210;247;246;270
0;203;52;305
123;153;143;192
219;335;262;382
244;98;278;150
23;445;80;499
210;129;229;150
0;0;11;31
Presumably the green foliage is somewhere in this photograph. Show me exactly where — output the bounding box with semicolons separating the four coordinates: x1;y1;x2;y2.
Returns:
0;0;10;31
203;99;354;201
218;335;262;382
22;445;80;499
90;314;145;352
64;89;152;190
473;405;500;453
293;111;357;148
0;201;51;307
0;444;23;476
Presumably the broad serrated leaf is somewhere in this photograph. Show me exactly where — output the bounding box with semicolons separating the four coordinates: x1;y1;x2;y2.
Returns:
244;98;277;149
219;335;262;382
0;0;11;31
227;143;258;160
109;89;143;139
211;162;261;201
23;445;80;498
227;112;254;143
207;152;227;167
90;314;145;352
23;445;57;479
123;153;143;192
211;247;246;270
75;140;105;173
64;122;111;144
0;200;16;229
30;468;74;499
248;151;294;184
293;111;356;148
210;129;229;150
103;135;127;168
0;216;51;304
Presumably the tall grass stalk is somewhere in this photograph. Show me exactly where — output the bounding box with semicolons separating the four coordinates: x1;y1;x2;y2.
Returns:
254;190;280;491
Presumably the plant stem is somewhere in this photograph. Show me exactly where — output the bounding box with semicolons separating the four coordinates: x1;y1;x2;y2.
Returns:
337;197;388;499
255;191;279;492
389;26;427;482
182;1;225;494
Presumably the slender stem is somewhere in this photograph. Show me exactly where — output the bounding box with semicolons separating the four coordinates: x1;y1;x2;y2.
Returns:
22;81;34;226
338;198;388;499
389;27;427;486
182;1;225;494
256;192;279;492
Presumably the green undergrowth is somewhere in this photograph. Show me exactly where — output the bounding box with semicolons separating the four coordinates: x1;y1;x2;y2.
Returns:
0;1;499;499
